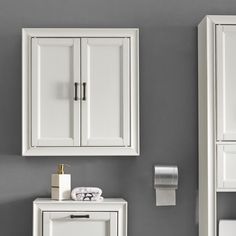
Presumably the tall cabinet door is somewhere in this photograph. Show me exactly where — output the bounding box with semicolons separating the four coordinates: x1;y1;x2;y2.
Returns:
43;211;117;236
217;26;236;141
81;38;130;147
31;38;80;146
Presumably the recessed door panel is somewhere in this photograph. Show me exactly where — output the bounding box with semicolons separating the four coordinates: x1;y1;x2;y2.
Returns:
81;38;130;146
217;145;236;190
32;38;80;146
217;26;236;140
43;211;117;236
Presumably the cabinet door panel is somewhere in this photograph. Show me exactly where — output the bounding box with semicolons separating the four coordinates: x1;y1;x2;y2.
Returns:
81;38;130;146
32;38;80;146
217;26;236;140
217;145;236;190
43;211;117;236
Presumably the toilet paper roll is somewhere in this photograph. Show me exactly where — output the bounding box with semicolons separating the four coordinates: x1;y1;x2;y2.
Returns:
155;189;176;206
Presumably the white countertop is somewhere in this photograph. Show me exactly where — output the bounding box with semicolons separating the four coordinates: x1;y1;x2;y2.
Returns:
34;198;127;204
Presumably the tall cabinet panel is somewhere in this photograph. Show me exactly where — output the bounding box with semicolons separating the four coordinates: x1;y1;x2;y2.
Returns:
31;38;80;147
198;16;236;236
81;38;130;147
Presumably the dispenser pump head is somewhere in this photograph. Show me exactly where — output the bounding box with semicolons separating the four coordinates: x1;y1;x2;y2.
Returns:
57;164;65;174
57;164;70;174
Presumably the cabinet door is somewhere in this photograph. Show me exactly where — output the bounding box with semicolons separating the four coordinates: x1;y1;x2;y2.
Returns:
81;38;130;146
217;26;236;140
32;38;80;146
217;145;236;190
43;211;117;236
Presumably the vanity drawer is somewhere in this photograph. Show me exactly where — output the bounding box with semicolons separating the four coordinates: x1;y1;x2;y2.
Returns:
43;211;117;236
217;145;236;190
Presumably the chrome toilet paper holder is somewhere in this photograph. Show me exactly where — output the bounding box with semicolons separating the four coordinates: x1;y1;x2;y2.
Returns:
154;165;178;206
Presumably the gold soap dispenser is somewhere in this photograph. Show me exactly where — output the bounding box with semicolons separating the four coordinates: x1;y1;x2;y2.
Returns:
51;164;71;201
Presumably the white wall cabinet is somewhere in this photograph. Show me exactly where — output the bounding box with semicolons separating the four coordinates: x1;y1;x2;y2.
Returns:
198;16;236;236
22;29;139;156
33;198;127;236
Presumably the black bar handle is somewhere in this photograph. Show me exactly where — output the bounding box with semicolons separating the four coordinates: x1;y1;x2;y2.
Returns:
74;82;78;101
70;214;90;219
82;82;86;101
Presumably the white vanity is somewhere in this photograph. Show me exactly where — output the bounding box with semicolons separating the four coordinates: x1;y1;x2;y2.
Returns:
33;198;127;236
198;15;236;236
22;28;139;156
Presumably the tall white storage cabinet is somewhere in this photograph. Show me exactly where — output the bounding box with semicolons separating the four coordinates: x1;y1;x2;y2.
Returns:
33;198;127;236
198;16;236;236
22;29;139;156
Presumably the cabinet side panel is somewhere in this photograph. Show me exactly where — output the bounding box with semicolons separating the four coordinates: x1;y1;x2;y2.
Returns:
198;17;216;236
22;30;31;155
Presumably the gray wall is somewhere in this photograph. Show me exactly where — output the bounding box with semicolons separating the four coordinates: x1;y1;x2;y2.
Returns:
0;0;233;235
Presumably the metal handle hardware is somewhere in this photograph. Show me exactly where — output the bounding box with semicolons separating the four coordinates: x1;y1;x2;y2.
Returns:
70;214;90;219
74;82;79;101
82;82;86;101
